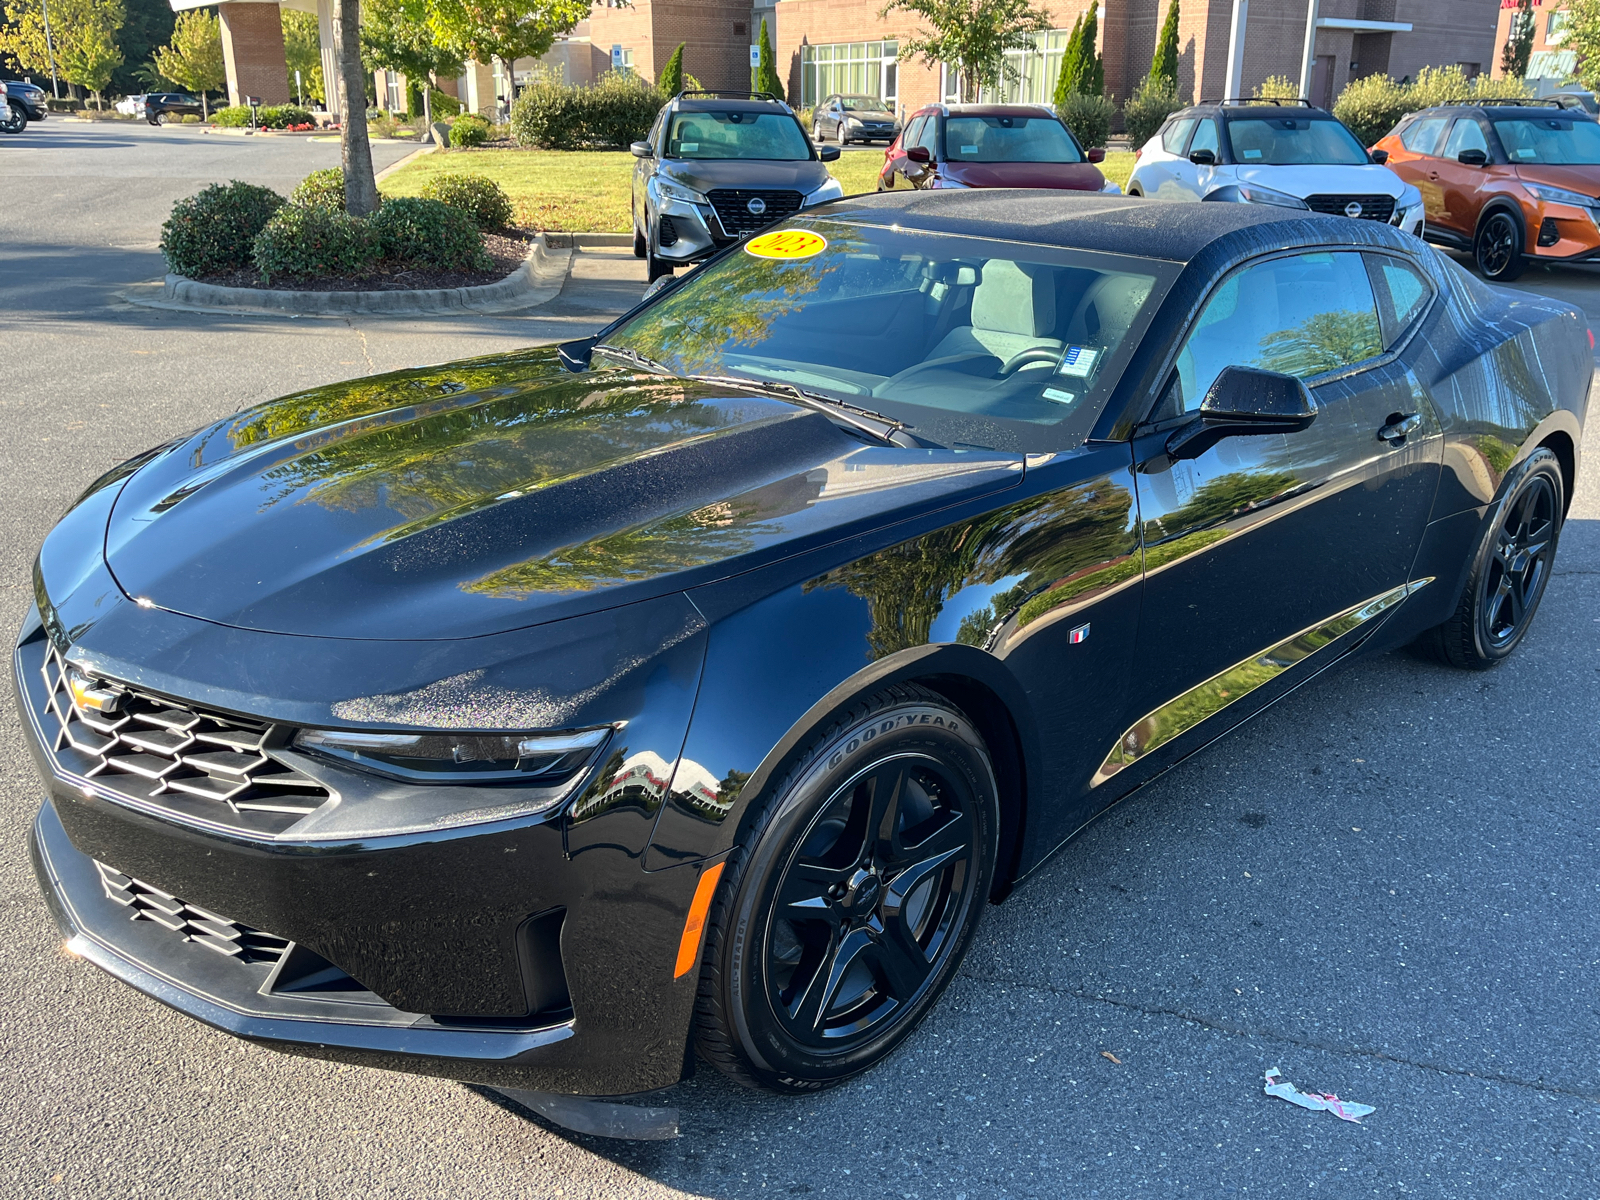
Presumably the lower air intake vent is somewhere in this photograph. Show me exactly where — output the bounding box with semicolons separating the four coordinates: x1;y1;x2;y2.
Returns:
96;860;290;964
38;645;331;836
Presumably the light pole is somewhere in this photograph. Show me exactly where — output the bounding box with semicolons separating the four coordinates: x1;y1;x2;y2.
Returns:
1225;0;1249;100
39;0;61;99
1298;0;1320;102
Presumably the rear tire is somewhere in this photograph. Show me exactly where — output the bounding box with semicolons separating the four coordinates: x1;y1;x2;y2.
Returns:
1474;209;1527;281
1417;447;1563;669
694;684;998;1093
1;102;27;134
632;221;646;259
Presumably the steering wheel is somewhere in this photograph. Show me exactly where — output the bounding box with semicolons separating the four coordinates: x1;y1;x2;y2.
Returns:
999;347;1064;376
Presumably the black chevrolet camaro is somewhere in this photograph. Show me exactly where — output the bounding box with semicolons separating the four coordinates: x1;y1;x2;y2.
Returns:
20;192;1589;1102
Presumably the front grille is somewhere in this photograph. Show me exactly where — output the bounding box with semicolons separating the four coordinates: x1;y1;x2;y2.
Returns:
1304;193;1396;222
39;645;331;836
707;189;804;236
96;860;290;963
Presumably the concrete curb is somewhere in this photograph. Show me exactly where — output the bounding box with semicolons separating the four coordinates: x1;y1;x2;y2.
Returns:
374;143;435;182
139;234;572;317
542;232;635;248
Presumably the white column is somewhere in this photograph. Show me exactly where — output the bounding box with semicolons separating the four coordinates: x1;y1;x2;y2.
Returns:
317;0;340;121
1298;0;1320;102
1225;0;1249;101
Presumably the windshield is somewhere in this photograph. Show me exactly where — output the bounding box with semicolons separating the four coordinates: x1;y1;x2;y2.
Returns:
666;111;812;160
1494;117;1600;164
1226;116;1369;165
601;219;1170;450
943;116;1082;163
841;96;891;113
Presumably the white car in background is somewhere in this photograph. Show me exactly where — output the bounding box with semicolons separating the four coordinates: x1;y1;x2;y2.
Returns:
1127;99;1425;237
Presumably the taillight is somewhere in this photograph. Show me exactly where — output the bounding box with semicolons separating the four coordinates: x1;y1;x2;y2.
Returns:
1589;327;1594;350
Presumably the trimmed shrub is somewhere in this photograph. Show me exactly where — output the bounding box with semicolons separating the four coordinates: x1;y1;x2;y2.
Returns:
1057;91;1115;150
290;167;345;210
258;104;315;129
451;112;491;147
1334;66;1530;147
1122;74;1183;148
510;72;665;149
369;197;493;270
252;204;378;282
212;105;252;127
658;42;685;97
161;181;285;278
429;89;462;117
419;172;514;230
1254;75;1301;101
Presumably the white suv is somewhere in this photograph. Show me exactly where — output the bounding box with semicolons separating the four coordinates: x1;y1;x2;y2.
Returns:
1127;100;1425;237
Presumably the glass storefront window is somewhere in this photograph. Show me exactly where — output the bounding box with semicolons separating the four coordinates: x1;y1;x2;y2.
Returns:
800;40;899;108
942;30;1071;105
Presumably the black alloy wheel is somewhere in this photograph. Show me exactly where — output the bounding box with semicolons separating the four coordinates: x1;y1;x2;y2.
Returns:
1475;209;1527;281
1420;446;1563;668
694;684;997;1092
0;102;26;135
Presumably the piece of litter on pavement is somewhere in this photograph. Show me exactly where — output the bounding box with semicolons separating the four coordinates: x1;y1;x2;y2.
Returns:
1263;1068;1375;1123
1101;1051;1122;1065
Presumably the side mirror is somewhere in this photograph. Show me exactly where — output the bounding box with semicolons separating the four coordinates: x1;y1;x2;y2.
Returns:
1189;147;1216;166
906;145;931;164
1086;147;1106;163
1166;366;1317;460
629;141;652;158
819;144;841;162
1369;148;1389;164
1457;147;1488;166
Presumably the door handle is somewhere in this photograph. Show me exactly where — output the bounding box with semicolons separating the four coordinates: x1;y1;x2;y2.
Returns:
1378;412;1422;443
1428;170;1440;181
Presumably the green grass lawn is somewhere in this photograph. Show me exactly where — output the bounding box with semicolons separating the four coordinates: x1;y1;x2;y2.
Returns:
380;147;1139;233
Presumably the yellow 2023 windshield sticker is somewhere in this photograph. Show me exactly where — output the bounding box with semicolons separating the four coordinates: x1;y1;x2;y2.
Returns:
745;229;828;260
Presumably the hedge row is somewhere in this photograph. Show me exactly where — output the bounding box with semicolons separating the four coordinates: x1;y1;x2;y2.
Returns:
509;73;664;150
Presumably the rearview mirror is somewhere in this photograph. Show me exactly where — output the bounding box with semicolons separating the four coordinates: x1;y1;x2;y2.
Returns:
1457;147;1488;166
629;141;652;158
819;144;841;161
1087;147;1106;163
1369;148;1389;164
1166;366;1317;460
906;145;931;164
1189;147;1216;166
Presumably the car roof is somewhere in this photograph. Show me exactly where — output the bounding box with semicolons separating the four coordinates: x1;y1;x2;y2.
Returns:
922;103;1058;119
1180;102;1336;120
674;97;789;114
1411;101;1587;117
810;189;1419;264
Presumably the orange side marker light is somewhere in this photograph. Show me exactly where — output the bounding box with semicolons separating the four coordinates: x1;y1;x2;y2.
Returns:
673;862;725;978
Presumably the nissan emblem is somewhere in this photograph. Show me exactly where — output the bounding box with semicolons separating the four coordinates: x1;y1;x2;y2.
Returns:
1344;201;1363;218
747;197;767;216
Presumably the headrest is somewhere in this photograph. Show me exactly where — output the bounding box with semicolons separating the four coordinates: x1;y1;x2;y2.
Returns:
970;259;1056;337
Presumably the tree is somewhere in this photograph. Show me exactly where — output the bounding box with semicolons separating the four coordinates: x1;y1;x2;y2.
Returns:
753;17;783;101
1572;0;1600;92
362;0;463;125
338;0;379;215
57;6;122;109
282;10;325;105
112;0;176;97
154;10;223;117
1150;0;1180;93
880;0;1052;102
1501;0;1534;80
425;0;588;112
657;40;684;96
1053;14;1082;107
0;0;62;87
1052;4;1101;106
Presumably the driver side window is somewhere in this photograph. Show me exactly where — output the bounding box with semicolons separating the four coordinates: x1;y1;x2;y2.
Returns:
1189;118;1220;157
1162;252;1384;416
1442;118;1488;159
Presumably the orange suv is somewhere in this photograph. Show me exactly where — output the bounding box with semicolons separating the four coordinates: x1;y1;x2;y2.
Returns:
1375;99;1600;281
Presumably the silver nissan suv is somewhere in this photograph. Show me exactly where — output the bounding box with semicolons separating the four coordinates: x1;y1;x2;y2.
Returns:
630;90;843;282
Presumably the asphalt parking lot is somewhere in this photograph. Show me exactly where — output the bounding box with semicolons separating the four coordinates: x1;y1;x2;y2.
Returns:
2;120;1598;1199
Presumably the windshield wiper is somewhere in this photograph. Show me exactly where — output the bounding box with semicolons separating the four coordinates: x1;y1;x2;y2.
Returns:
593;343;671;374
685;374;927;447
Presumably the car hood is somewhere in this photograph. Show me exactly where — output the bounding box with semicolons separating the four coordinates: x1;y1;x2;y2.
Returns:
940;161;1107;190
661;157;832;196
101;349;1023;641
1231;163;1404;196
1512;164;1600;198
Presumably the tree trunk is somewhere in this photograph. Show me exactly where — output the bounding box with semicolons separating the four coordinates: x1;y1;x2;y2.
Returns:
338;0;379;215
201;92;209;120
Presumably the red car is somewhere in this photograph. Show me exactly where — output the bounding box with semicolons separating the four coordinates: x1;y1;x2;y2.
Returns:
878;103;1117;193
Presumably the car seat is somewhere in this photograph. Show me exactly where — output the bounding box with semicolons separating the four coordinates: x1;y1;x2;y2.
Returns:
927;259;1062;362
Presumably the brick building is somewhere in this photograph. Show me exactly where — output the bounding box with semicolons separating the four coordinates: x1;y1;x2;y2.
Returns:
586;0;761;92
1490;1;1577;85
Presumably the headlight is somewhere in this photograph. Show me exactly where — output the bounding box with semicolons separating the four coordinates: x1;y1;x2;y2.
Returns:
294;725;613;789
1100;180;1123;194
845;117;863;128
653;178;708;205
1523;182;1598;209
804;177;844;205
1394;183;1423;215
1203;183;1309;209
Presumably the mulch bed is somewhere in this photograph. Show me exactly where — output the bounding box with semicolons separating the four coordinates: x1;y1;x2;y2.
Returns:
195;232;533;292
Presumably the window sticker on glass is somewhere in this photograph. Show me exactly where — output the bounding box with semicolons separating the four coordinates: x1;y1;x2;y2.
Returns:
1042;387;1077;405
745;229;829;259
961;144;979;153
1242;148;1262;159
680;142;699;152
1057;345;1100;377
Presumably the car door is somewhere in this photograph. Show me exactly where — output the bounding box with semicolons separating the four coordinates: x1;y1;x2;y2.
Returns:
1141;117;1197;200
1392;115;1450;224
909;115;942;189
1432;117;1492;237
1178;116;1222;200
632;108;668;231
882;115;924;189
1106;249;1440;783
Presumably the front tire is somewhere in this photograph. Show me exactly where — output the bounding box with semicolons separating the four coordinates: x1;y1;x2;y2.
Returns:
0;102;26;134
1475;209;1527;281
836;124;849;148
694;684;998;1093
1418;447;1563;669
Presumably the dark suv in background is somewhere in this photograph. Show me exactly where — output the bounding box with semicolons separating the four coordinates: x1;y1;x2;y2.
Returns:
631;90;843;283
